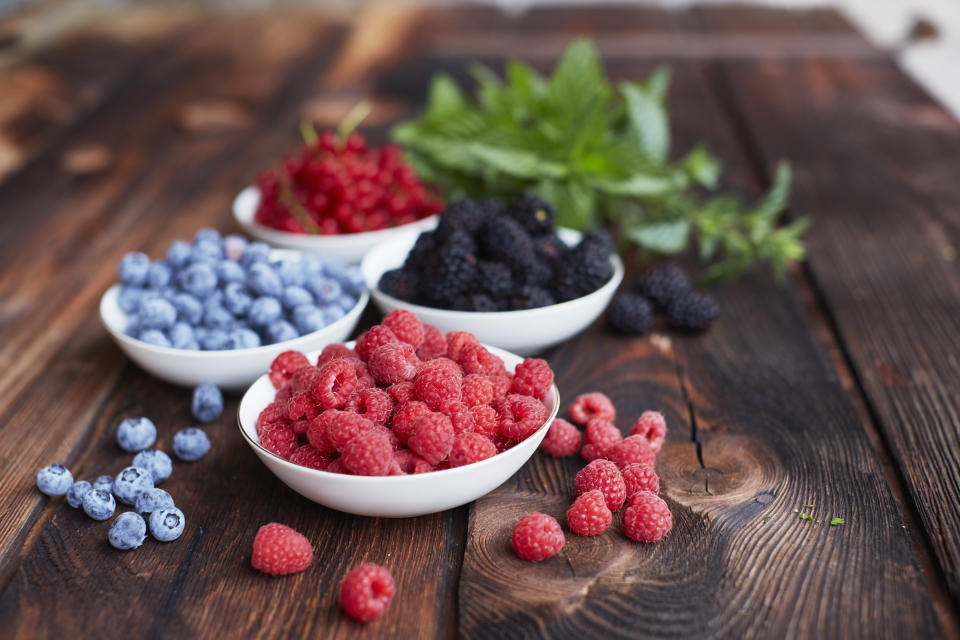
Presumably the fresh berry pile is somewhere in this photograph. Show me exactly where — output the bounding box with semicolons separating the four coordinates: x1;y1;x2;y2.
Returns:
254;131;443;234
607;264;719;334
116;228;364;350
255;310;555;474
378;196;615;311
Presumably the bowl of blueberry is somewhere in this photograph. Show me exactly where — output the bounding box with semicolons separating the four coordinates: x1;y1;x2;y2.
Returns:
100;229;369;390
361;196;624;355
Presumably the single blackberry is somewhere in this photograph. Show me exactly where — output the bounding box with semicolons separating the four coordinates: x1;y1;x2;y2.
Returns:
607;293;653;334
379;268;419;301
477;197;506;219
420;240;477;307
510;285;555;310
551;241;613;302
667;291;719;331
475;261;513;299
581;230;614;255
405;230;438;271
533;234;569;266
436;199;493;237
637;264;691;309
478;216;533;269
512;256;552;288
441;228;477;257
454;293;499;312
507;194;556;235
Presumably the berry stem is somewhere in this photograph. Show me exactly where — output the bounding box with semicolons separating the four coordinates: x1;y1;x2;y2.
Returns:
336;100;372;144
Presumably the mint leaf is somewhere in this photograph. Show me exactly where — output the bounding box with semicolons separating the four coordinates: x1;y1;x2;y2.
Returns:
756;160;792;218
627;219;690;253
621;80;670;163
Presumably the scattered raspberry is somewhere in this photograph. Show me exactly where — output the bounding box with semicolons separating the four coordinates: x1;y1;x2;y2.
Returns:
390;400;432;444
621;463;660;497
439;400;476;435
290;444;332;470
258;422;298;459
269;351;310;389
540;418;581;457
340;563;395;622
575;459;627;511
511;358;554;399
306;411;339;452
566;490;612;536
488;374;513;402
382;309;424;348
461;374;493;407
386;382;415;404
310;359;358;409
629;411;667;453
326;412;375;452
448;433;497;467
579;443;605;462
317;343;358;366
367;342;419;385
609;435;656;469
285;390;319;422
355;325;399;362
407;412;454;464
569;392;616;425
583;418;622;459
511;513;565;561
445;331;479;361
251;523;313;576
413;366;462;411
347;387;393;425
341;431;394;476
416;323;446;360
469;404;499;439
623;491;672;543
498;394;549;441
458;343;506;376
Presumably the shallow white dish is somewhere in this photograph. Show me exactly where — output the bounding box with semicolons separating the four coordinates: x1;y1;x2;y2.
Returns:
237;343;559;517
100;251;369;391
232;186;440;264
361;228;624;355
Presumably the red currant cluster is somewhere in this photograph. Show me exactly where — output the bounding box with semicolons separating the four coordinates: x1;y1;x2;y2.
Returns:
254;132;444;235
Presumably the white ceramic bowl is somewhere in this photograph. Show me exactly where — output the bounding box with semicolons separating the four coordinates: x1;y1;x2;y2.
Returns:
361;228;624;355
232;186;440;264
100;252;369;391
237;343;559;517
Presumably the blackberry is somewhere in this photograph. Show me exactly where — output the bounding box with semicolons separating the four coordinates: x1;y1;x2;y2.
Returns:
510;285;555;310
513;256;552;288
552;240;613;302
475;261;513;299
420;239;477;307
478;216;533;268
533;234;569;266
667;291;719;331
607;293;653;334
580;230;614;256
454;293;499;312
405;230;439;271
507;194;555;235
378;268;419;301
436;199;493;237
637;264;691;309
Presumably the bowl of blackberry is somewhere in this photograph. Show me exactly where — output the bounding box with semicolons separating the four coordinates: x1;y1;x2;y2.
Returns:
361;196;624;355
100;228;369;390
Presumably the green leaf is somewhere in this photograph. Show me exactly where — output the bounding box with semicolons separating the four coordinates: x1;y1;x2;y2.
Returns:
469;63;504;113
621;80;670;162
681;145;721;189
589;173;675;197
756;160;792;218
830;517;845;526
425;74;468;118
626;219;690;253
537;179;596;229
466;143;568;180
546;38;610;124
645;65;672;101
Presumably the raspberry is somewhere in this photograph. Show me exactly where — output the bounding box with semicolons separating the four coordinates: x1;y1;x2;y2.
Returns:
575;459;627;511
290;365;321;394
439;400;476;435
491;433;514;453
275;385;294;410
458;343;506;376
579;443;605;462
390;400;432;444
306;411;339;452
355;325;399;361
341;431;394;476
569;392;616;425
353;361;376;390
416;323;446;360
445;331;479;361
251;523;313;576
285;390;319;422
448;433;497;467
416;357;463;378
372;424;400;451
326;412;375;452
511;358;554;399
566;490;612;536
340;564;395;622
609;435;656;469
511;513;565;561
347;387;393;425
540;418;581;457
623;491;672;543
630;411;667;453
290;445;332;470
310;359;358;409
469;404;499;439
317;343;358;366
393;449;429;474
386;382;415;404
607;292;654;335
368;342;419;384
407;412;454;464
259;422;297;459
291;419;310;435
382;309;424;348
461;374;493;407
498;394;549;441
488;374;512;402
414;366;462;411
621;463;660;497
269;351;310;389
583;418;622;459
637;264;691;309
325;457;346;474
257;402;285;432
666;291;719;332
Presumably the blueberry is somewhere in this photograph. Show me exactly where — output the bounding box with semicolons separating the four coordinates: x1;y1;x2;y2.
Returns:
179;263;218;299
119;252;150;286
191;383;223;423
323;306;345;325
135;487;174;517
148;262;173;289
139;329;171;348
195;228;221;245
306;276;341;304
203;304;235;331
149;507;185;542
108;512;147;550
66;480;93;508
265;320;298;344
227;328;261;349
222;282;253;316
172;428;210;462
93;475;114;494
133;449;173;483
216;259;246;285
222;234;248;261
200;328;230;350
334;294;357;312
247;263;284;298
116;417;157;453
113;467;154;505
273;259;304;286
36;464;73;496
291;305;325;335
248;297;282;327
281;286;313;309
118;287;144;313
170;322;199;350
191;241;222;264
82;488;116;520
241;241;270;267
300;256;326;277
139;297;177;330
171;292;204;325
166;240;192;268
326;261;365;295
124;318;140;338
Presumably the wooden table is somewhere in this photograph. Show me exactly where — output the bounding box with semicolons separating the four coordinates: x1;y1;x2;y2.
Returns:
1;4;958;638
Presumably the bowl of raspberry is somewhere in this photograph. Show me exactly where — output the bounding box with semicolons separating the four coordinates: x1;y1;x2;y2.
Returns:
360;197;624;355
232;132;443;264
237;313;559;517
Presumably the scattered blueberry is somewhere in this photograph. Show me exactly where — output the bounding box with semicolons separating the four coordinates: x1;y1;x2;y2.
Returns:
82;489;116;521
93;475;114;494
132;449;173;484
172;428;210;462
66;480;93;508
135;487;175;517
108;512;147;550
36;464;73;496
191;383;223;423
116;417;157;453
149;507;186;542
119;252;150;286
113;466;154;505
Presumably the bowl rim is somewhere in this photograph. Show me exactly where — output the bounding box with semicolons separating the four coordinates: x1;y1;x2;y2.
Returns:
100;249;370;359
233;185;440;244
236;343;560;483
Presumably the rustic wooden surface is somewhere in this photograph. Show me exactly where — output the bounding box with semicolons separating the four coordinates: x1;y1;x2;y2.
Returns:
0;4;957;639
